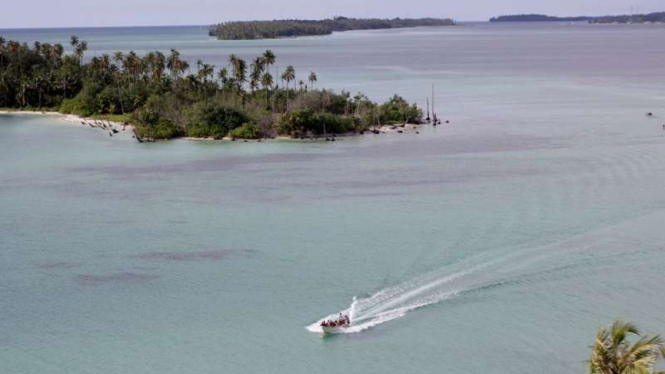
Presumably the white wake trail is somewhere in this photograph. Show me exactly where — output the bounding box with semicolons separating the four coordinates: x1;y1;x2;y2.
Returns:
306;256;495;334
306;227;619;335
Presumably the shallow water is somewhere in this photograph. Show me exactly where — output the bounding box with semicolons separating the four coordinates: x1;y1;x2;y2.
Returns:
1;23;665;374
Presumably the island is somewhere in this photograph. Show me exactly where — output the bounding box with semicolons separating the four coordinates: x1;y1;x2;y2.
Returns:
0;36;425;141
489;14;593;22
589;12;665;24
209;16;455;40
490;11;665;24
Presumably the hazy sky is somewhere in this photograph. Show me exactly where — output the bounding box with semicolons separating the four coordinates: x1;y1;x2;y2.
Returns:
0;0;663;28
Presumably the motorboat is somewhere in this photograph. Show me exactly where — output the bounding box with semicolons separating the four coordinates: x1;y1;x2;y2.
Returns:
320;315;351;334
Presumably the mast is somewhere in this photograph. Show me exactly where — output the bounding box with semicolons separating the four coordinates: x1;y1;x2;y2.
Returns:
432;83;437;125
432;83;435;116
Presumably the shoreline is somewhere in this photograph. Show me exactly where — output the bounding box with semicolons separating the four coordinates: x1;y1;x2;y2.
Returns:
0;109;428;142
0;109;130;129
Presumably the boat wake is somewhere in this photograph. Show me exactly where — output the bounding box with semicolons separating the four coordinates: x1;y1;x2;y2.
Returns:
306;218;648;335
306;255;498;334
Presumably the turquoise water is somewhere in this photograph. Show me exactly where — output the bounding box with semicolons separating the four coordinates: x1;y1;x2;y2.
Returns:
1;23;665;374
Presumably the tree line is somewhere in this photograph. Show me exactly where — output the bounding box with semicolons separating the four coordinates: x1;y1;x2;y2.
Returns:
0;36;423;140
490;12;665;23
209;17;455;40
589;12;665;24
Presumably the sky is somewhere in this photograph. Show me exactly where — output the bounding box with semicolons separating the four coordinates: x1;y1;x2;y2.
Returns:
0;0;663;28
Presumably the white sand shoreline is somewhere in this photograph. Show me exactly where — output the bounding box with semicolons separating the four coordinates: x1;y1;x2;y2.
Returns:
0;109;131;130
0;109;428;141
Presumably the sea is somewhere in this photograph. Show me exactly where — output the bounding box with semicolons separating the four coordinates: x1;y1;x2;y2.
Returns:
1;22;665;374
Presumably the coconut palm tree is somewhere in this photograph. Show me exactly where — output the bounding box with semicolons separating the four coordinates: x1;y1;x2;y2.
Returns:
281;65;295;110
167;49;188;80
113;51;124;65
217;67;230;88
228;54;246;92
197;62;214;101
261;72;273;109
249;56;264;94
74;41;87;62
69;35;79;49
589;321;665;374
0;37;6;69
262;50;275;73
308;71;317;90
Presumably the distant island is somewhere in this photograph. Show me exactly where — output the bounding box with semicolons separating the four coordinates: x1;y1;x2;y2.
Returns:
589;12;665;24
490;14;593;22
209;16;455;40
0;36;426;142
490;11;665;24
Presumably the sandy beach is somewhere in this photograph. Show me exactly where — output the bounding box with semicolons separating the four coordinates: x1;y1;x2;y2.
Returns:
0;109;131;130
0;109;425;141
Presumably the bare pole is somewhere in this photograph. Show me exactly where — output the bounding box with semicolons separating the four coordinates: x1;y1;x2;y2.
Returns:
432;83;435;115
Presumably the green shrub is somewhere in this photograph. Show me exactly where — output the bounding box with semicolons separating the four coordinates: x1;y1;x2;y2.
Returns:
185;101;249;139
228;123;260;139
59;97;89;116
134;119;183;140
278;109;355;136
380;95;422;124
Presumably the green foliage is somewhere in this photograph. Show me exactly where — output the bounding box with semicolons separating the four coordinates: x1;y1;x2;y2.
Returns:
210;17;456;40
135;119;183;140
228;123;260;139
184;101;250;139
588;321;665;374
278;109;355;136
0;36;423;140
59;97;88;116
133;94;185;139
379;95;422;124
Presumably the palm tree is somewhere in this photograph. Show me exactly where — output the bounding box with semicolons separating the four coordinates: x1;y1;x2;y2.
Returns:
261;72;273;109
167;49;188;80
308;71;317;90
74;40;87;62
281;65;295;110
113;51;124;65
228;54;246;93
0;37;6;68
151;51;166;81
589;321;665;374
69;35;79;49
218;67;230;88
249;56;264;94
262;50;275;73
197;62;214;101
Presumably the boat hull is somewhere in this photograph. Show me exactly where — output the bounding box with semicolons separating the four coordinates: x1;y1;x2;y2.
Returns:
320;324;349;334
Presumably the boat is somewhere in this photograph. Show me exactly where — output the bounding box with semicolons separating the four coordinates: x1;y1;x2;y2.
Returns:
319;315;351;334
320;321;350;334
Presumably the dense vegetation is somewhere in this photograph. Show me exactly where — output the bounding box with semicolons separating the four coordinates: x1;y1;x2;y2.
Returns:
489;14;593;22
0;36;423;140
209;17;455;40
589;12;665;24
490;12;665;23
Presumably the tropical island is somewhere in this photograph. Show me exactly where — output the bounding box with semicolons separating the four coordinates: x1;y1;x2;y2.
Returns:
489;14;594;22
0;36;424;141
490;11;665;24
589;11;665;24
209;16;455;40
